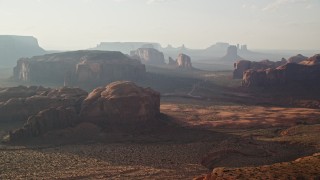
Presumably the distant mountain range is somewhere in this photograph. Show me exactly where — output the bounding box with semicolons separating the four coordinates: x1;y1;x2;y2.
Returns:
91;41;317;62
0;35;318;68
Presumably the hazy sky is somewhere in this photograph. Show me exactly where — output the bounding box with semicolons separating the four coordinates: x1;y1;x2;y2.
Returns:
0;0;319;50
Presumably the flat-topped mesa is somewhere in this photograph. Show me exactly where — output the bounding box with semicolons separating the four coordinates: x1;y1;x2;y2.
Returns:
242;54;320;87
0;35;46;66
130;48;165;65
233;59;287;79
13;50;146;87
80;81;160;127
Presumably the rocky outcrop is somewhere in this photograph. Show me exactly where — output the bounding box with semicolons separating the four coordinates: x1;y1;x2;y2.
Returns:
167;54;193;69
299;54;320;65
233;60;251;79
130;48;165;65
13;50;146;87
233;59;287;79
197;153;320;180
80;81;160;127
242;54;320;87
0;35;46;66
287;54;308;63
220;46;242;62
4;82;161;142
177;53;193;69
0;86;87;122
9;107;79;141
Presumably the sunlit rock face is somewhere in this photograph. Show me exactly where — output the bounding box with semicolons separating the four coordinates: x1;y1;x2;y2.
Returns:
3;82;160;142
176;53;193;69
299;54;320;65
130;48;165;65
242;54;320;87
80;81;160;126
233;59;287;79
13;50;146;87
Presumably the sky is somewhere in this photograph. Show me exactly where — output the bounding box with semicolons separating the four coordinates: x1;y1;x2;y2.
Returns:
0;0;319;50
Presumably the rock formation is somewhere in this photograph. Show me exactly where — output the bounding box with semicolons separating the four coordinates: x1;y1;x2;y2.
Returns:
197;153;320;180
0;86;87;123
233;60;251;79
5;81;161;142
287;54;308;64
80;81;160;126
176;53;193;69
13;50;146;87
233;59;287;79
242;54;320;87
220;45;242;62
299;54;320;65
130;48;165;65
167;54;193;69
0;35;46;66
9;107;79;141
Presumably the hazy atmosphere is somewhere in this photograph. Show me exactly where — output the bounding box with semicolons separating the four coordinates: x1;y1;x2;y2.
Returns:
1;0;319;50
1;0;320;179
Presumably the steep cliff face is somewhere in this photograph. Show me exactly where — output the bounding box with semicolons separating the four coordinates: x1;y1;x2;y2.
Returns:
220;45;242;62
130;48;165;65
80;81;160;126
5;82;160;142
242;54;320;87
13;50;146;87
0;35;46;66
233;59;287;79
176;53;193;69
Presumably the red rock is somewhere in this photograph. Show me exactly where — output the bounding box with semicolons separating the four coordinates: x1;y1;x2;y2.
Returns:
80;81;160;126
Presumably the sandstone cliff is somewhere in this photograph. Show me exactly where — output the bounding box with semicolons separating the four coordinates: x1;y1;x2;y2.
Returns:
4;81;160;142
130;48;165;65
13;50;146;87
81;81;160;127
233;59;287;79
242;54;320;87
177;53;193;69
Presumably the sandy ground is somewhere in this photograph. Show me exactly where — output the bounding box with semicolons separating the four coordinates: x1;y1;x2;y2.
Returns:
161;99;320;129
1;97;319;179
0;143;213;179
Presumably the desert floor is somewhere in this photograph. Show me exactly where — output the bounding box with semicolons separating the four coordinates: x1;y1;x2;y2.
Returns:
1;97;319;179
